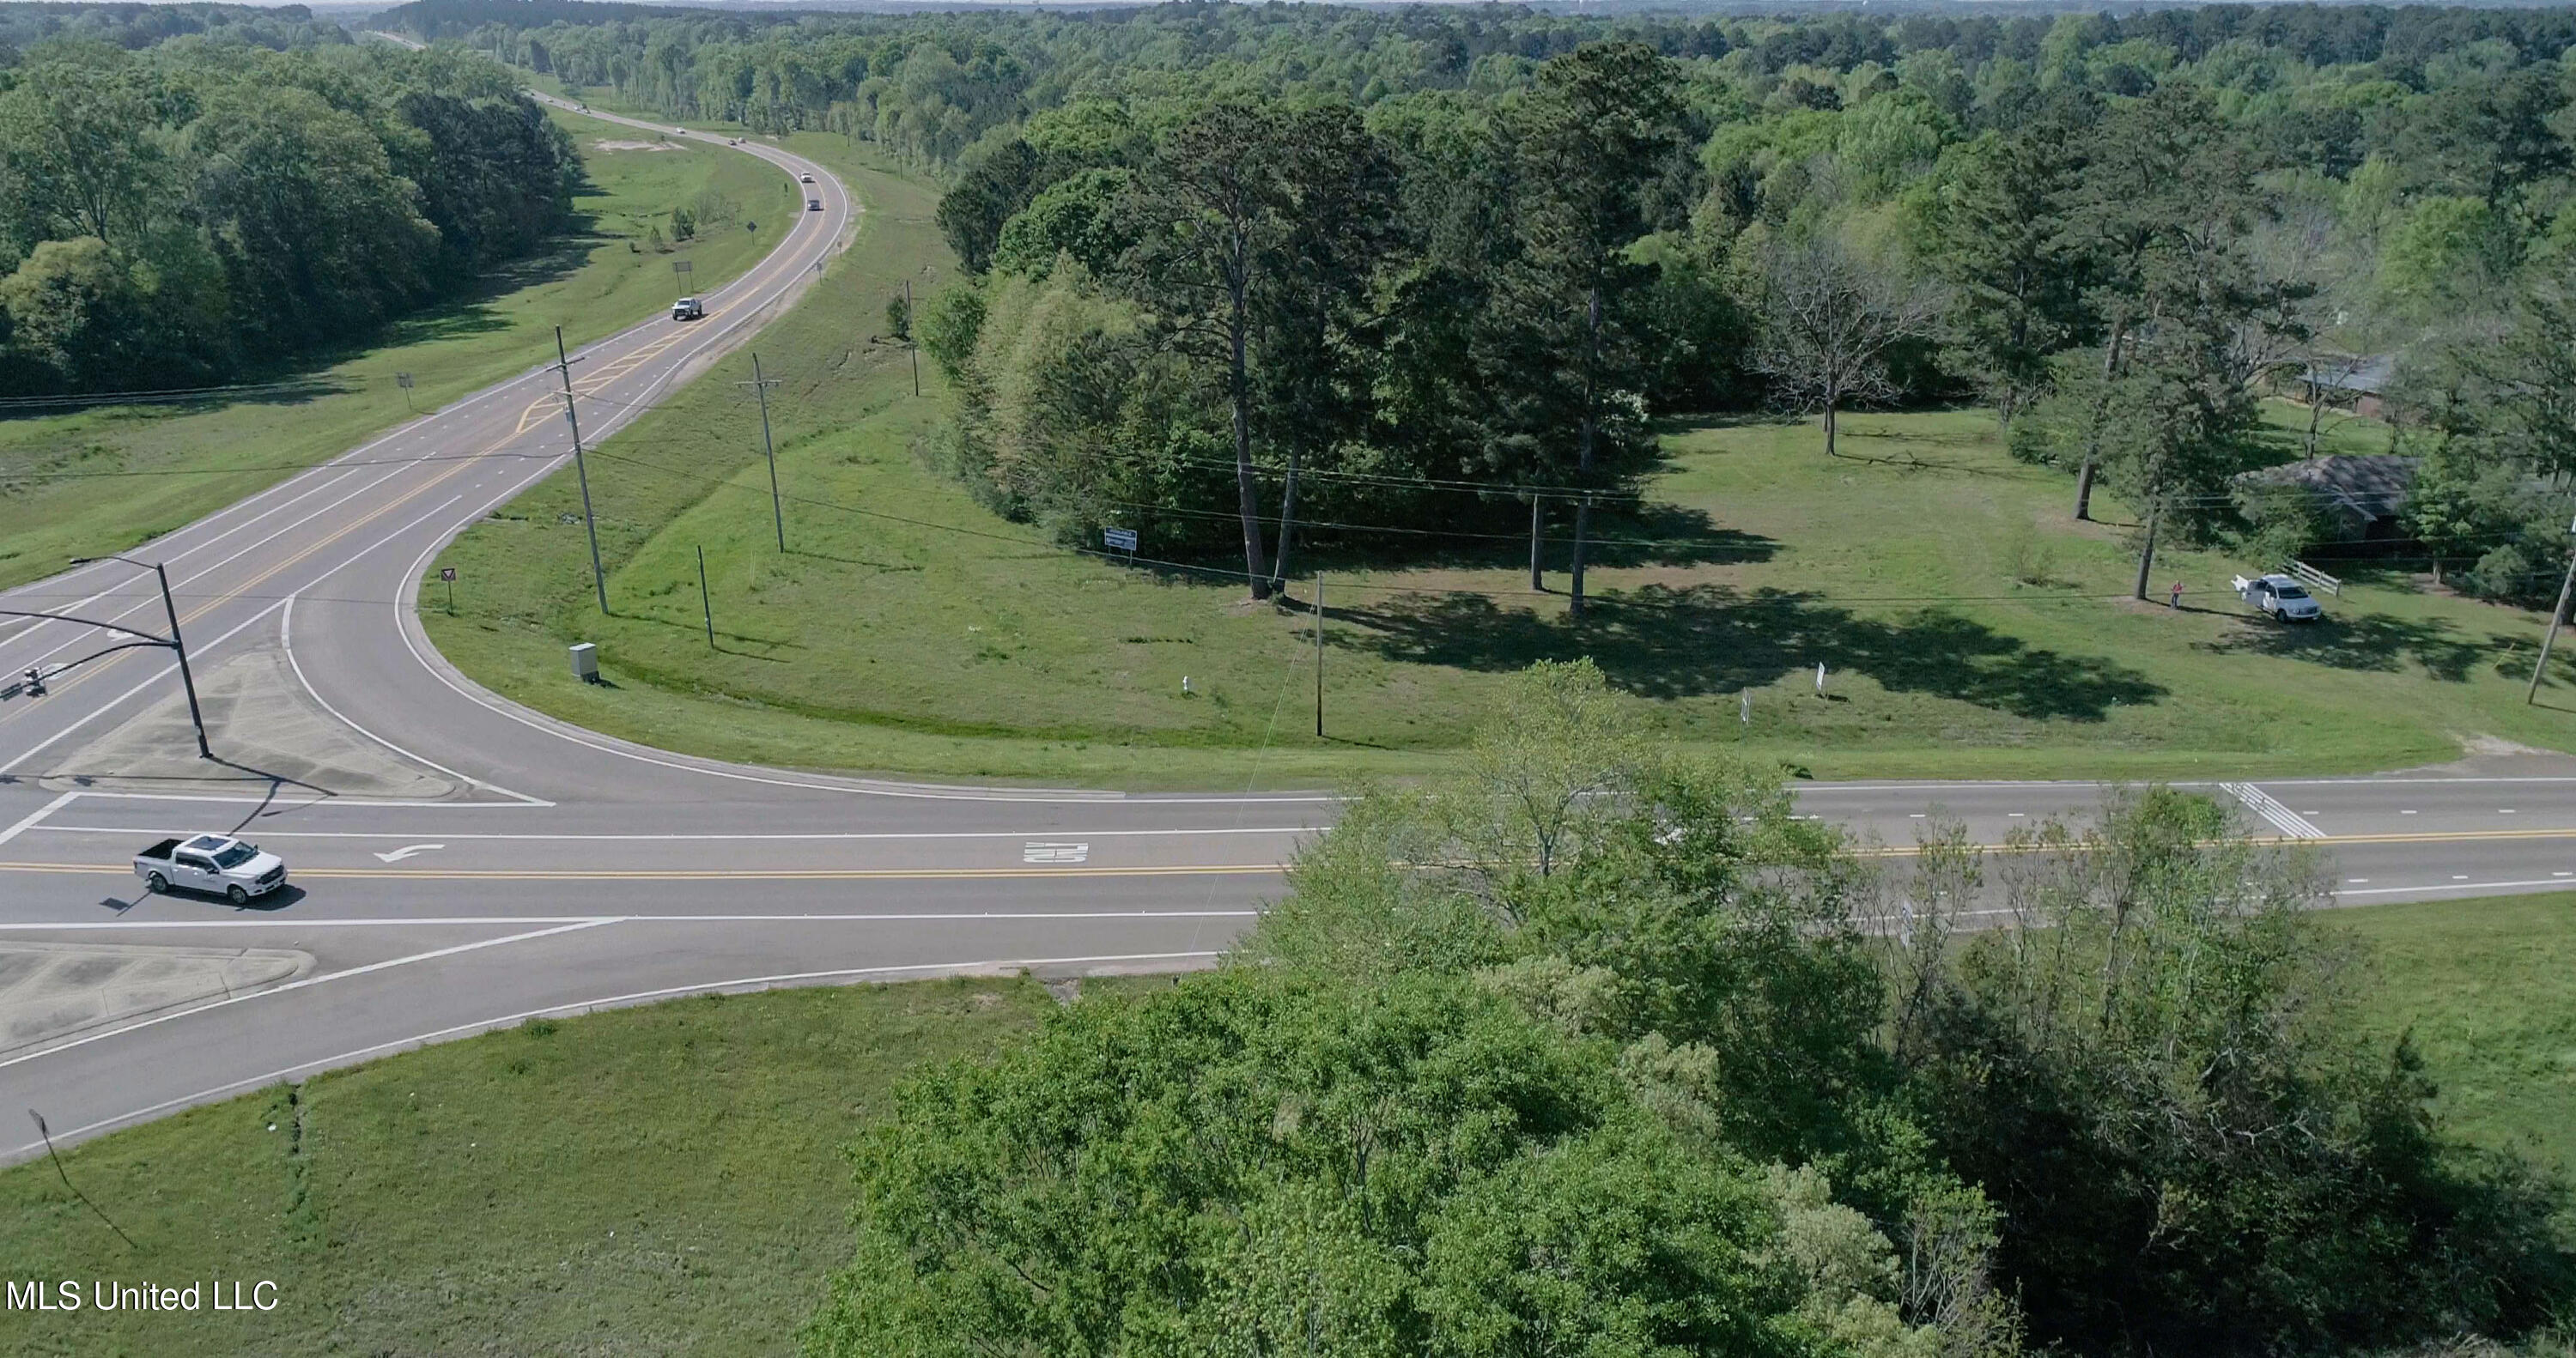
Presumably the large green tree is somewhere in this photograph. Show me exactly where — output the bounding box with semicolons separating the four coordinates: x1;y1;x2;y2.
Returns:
1505;41;1691;618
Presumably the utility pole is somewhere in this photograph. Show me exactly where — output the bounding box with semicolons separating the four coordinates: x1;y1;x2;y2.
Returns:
555;327;609;615
740;353;785;551
1528;494;1544;591
1271;453;1300;596
1569;495;1594;617
697;545;716;649
1313;573;1325;738
904;279;920;397
2528;517;2576;703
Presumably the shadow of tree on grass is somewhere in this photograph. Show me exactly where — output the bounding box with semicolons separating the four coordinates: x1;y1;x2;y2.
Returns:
1337;583;2164;721
2202;614;2522;682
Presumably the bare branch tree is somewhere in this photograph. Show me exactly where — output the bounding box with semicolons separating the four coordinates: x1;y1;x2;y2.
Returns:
1750;237;1943;458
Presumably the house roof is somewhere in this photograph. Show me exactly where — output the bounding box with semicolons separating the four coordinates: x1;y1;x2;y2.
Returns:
2300;354;2397;397
2237;454;2418;520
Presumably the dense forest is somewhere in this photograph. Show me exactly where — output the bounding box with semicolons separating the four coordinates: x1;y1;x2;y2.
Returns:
0;21;578;397
410;0;2576;605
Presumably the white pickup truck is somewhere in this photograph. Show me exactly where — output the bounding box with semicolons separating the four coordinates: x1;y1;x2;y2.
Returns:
2233;573;2324;622
135;834;288;905
671;296;705;322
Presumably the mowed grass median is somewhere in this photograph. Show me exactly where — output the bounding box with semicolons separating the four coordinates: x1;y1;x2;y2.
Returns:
0;979;1066;1357
0;899;2563;1355
0;108;789;592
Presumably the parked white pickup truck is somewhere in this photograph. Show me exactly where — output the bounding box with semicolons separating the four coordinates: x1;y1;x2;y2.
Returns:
2233;573;2324;622
135;834;287;905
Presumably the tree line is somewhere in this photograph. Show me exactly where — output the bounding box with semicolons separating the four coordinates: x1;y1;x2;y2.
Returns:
419;0;2576;599
0;33;579;397
805;661;2573;1357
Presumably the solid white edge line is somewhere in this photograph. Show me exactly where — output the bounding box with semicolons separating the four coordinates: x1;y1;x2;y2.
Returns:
30;791;494;809
2337;876;2576;897
1809;775;2576;793
0;791;77;848
29;824;1315;841
0;911;1259;930
3;947;1222;1161
281;594;550;806
0;918;618;1074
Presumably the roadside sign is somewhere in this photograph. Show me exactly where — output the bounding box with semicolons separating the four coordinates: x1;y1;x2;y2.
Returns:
672;259;692;276
1103;527;1139;553
439;567;457;582
394;372;414;389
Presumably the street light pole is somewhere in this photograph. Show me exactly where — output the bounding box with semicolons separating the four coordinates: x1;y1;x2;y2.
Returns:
60;554;211;759
153;561;211;759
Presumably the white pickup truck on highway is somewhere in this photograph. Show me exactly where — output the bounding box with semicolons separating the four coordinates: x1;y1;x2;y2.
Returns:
135;834;288;905
2233;573;2324;622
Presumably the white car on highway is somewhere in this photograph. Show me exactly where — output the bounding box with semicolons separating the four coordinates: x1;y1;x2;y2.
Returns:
135;834;287;905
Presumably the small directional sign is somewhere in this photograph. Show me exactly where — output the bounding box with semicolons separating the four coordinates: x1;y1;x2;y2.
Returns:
439;567;457;583
1103;527;1138;553
395;372;415;390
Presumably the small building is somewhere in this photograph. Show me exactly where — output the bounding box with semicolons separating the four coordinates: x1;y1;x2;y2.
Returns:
2293;354;2397;420
2235;454;2418;543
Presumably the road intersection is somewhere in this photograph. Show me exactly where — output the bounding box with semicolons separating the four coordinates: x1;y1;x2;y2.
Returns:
1;104;2572;1161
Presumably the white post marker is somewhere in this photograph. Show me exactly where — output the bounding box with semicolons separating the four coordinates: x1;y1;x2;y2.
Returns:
1814;662;1826;696
1741;690;1752;724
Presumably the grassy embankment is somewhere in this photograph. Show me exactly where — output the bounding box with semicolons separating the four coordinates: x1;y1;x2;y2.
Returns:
0;107;789;592
419;197;2571;787
0;896;2563;1354
0;979;1066;1356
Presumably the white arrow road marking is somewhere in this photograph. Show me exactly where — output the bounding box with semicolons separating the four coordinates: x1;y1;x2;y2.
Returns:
1024;842;1090;864
373;844;446;864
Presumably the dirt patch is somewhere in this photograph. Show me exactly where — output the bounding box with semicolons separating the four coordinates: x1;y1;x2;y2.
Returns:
38;645;469;800
592;138;678;153
0;943;312;1057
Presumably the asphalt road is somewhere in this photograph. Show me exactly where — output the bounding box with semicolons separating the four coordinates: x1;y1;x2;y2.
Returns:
0;105;2571;1161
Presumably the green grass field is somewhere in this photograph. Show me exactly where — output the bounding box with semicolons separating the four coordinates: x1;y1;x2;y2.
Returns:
0;108;790;592
0;979;1065;1356
421;250;2576;785
0;897;2559;1355
2345;891;2576;1169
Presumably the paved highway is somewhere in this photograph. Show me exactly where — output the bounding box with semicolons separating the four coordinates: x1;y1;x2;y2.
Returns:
1;104;2571;1161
